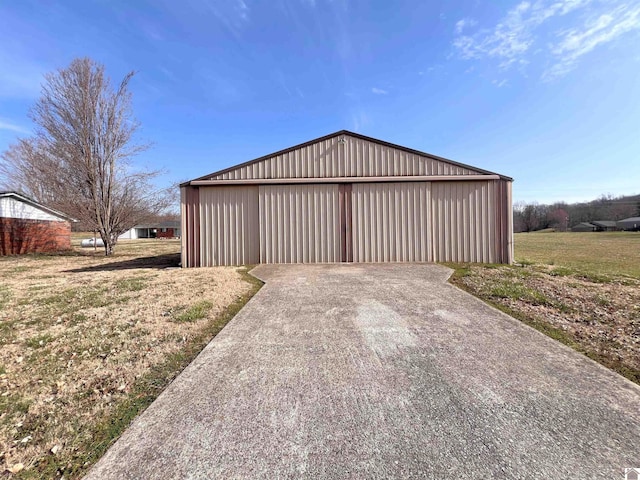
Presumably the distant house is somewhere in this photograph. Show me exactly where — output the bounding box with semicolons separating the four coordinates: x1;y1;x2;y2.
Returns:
571;222;596;232
617;217;640;231
0;191;75;255
590;220;618;232
119;221;181;240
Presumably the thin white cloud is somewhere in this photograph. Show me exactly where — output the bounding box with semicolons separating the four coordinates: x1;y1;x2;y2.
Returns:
236;0;249;20
455;18;478;34
0;119;30;135
544;4;640;80
451;0;640;80
202;0;251;37
371;87;388;95
453;1;590;64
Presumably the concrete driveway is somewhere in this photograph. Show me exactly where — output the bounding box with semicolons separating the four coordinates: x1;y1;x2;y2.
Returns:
86;264;640;479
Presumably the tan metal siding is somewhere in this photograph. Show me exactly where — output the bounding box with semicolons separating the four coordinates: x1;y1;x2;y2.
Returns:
506;180;514;264
430;181;498;263
180;186;201;268
494;179;514;264
198;186;259;266
212;135;479;180
351;182;432;263
259;184;340;263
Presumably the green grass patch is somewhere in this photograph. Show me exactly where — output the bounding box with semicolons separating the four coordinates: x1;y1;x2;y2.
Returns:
488;282;551;305
514;258;535;266
576;272;612;284
28;285;48;292
31;287;111;313
25;334;54;349
0;395;32;425
172;301;214;323
0;284;11;308
548;266;575;277
32;266;263;479
11;266;32;273
595;295;612;307
115;276;149;292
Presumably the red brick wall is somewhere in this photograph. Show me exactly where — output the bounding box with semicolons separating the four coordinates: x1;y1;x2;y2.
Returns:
0;217;71;255
156;228;177;239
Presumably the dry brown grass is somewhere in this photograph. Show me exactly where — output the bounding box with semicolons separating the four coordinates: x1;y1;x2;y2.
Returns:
0;239;253;477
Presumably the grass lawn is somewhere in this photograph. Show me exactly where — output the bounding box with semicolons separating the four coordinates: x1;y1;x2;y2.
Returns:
515;231;640;278
448;231;640;386
0;238;262;478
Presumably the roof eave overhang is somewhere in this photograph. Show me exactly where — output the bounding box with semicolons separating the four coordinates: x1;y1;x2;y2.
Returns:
0;192;78;222
189;174;504;187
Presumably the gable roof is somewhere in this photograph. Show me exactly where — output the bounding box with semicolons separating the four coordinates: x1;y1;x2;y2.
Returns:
182;130;512;186
0;191;76;222
590;220;617;228
572;222;596;230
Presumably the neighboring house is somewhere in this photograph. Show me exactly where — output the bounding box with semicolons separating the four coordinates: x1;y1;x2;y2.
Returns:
119;221;181;240
590;220;618;232
571;222;596;232
0;191;74;255
180;130;514;267
617;217;640;231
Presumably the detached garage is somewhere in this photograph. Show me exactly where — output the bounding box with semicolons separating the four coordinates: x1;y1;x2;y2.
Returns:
180;131;513;267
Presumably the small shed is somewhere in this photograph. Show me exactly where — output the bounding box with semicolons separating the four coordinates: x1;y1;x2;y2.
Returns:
617;217;640;231
0;192;74;255
180;131;513;267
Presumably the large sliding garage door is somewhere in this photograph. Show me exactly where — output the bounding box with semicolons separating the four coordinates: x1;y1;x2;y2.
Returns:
351;182;432;263
259;184;341;263
199;186;260;266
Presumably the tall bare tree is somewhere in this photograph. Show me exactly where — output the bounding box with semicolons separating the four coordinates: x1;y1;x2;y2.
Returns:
0;58;169;255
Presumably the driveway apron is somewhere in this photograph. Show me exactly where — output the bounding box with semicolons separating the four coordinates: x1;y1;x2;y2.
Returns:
85;264;640;479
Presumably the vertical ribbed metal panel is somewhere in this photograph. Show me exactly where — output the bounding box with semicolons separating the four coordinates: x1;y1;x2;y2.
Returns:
351;182;432;263
211;135;479;180
506;180;514;264
430;181;497;263
492;179;514;264
259;184;340;263
180;186;201;268
198;186;259;266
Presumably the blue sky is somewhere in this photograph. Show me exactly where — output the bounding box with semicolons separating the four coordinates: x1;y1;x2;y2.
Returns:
1;0;639;204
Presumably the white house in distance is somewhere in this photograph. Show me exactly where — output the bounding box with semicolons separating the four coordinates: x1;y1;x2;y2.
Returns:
119;221;181;240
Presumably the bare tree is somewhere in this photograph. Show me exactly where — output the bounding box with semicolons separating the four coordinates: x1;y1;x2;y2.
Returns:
0;58;169;255
513;201;542;233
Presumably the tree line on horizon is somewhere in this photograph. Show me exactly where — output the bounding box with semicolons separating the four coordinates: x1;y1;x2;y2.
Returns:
514;193;640;233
